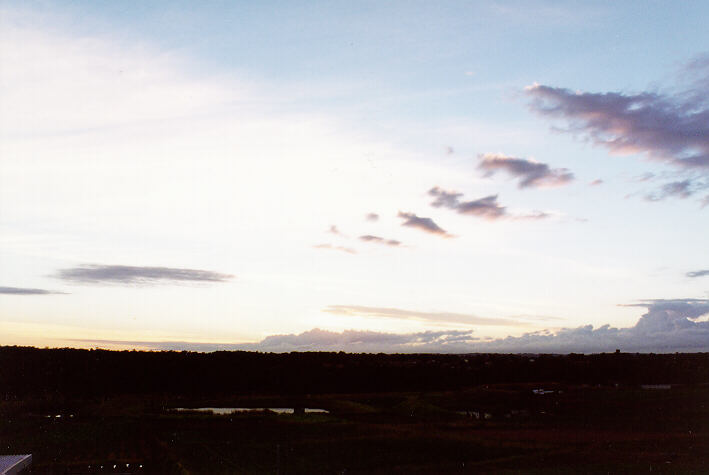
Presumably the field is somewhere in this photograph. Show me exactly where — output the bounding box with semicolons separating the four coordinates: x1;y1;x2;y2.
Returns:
1;348;708;473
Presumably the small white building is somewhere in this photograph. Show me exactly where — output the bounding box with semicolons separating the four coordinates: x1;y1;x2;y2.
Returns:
0;455;32;475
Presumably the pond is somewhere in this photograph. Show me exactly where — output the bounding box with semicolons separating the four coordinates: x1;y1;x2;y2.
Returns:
171;407;329;415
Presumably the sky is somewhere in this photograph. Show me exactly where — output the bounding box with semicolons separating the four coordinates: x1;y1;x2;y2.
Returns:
1;0;709;353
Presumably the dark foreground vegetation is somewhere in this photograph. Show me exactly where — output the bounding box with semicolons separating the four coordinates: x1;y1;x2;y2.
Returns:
1;347;708;473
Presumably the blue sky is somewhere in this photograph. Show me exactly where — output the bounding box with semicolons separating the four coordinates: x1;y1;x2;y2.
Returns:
1;1;709;352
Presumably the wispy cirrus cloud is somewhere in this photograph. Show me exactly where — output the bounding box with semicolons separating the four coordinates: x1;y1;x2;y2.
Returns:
55;264;233;285
478;153;574;188
313;243;357;254
428;187;549;221
0;286;66;295
324;304;526;326
397;211;451;237
358;235;401;247
328;225;343;235
686;269;709;278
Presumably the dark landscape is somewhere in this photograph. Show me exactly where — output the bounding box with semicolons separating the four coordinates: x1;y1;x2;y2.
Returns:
2;347;708;473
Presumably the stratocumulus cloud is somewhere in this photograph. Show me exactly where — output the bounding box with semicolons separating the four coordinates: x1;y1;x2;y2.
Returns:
428;187;549;221
74;299;709;353
71;329;479;353
476;299;709;353
56;264;233;285
0;286;66;295
525;80;709;171
397;211;451;237
324;305;526;326
358;235;401;247
252;299;709;353
478;153;574;188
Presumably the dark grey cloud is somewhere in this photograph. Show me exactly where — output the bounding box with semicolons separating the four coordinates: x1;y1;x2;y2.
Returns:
313;243;357;254
56;264;233;285
365;213;379;222
358;235;401;247
428;187;549;221
478;153;574;188
324;304;526;326
429;187;506;220
687;270;709;278
644;179;707;201
525;77;709;171
397;211;451;237
0;286;66;295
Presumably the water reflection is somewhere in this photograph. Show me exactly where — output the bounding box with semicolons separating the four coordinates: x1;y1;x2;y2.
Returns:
172;407;329;415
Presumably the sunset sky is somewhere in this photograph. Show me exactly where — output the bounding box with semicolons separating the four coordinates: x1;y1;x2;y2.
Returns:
2;1;709;352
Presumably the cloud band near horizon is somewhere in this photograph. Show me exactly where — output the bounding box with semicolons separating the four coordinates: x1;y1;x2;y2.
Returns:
55;264;234;285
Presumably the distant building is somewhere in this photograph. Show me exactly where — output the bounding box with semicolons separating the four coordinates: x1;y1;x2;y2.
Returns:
532;389;554;395
641;384;671;390
0;455;32;475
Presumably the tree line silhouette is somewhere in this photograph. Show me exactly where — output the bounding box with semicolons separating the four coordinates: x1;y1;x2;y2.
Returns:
1;346;708;398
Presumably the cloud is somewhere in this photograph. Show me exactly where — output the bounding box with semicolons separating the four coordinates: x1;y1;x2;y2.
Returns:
644;179;701;201
55;264;233;285
525;77;709;172
633;172;656;183
73;299;709;353
478;153;574;188
313;244;357;254
365;213;379;222
250;328;479;352
0;286;66;295
428;187;549;221
72;329;480;353
589;179;604;186
358;235;402;247
328;225;343;235
397;211;451;237
429;187;505;220
687;270;709;278
479;299;709;353
284;299;709;353
324;304;526;326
